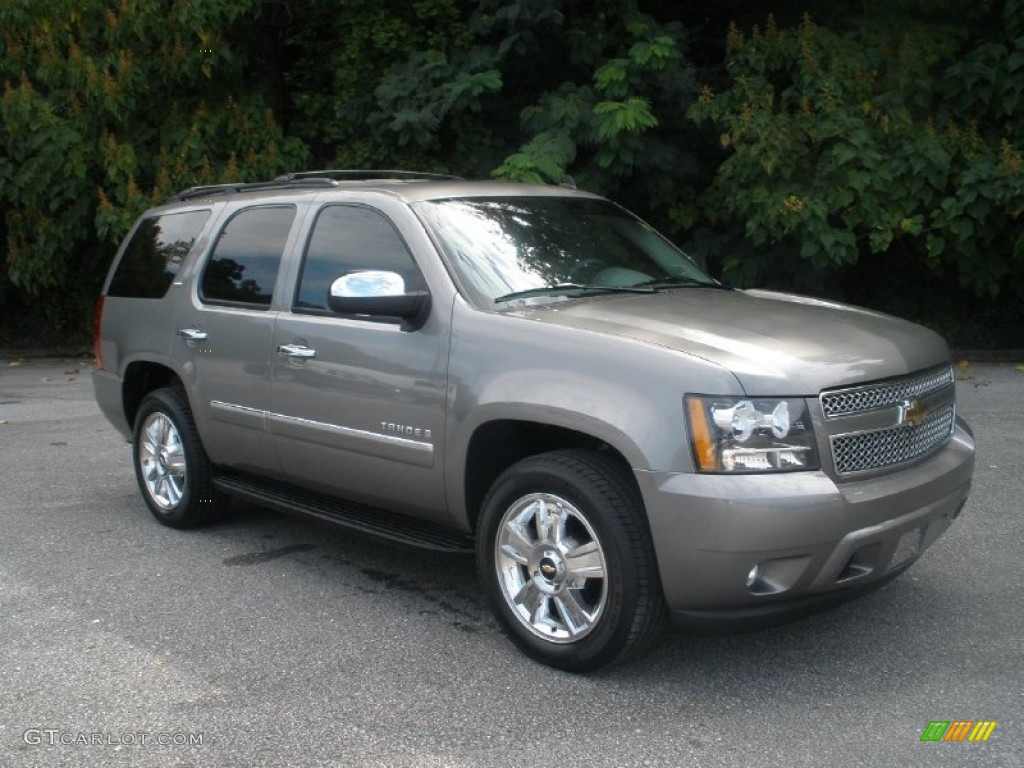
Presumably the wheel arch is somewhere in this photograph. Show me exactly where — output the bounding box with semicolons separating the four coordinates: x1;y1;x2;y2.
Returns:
460;418;643;536
122;360;184;431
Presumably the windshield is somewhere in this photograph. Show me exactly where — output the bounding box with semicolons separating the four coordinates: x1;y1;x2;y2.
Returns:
413;196;718;306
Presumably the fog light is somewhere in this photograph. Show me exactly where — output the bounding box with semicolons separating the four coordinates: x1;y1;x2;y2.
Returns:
744;556;812;595
745;564;760;589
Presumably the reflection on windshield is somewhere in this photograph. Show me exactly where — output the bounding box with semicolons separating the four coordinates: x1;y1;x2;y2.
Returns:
414;196;717;305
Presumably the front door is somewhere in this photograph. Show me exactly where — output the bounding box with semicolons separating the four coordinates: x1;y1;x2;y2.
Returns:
268;204;449;521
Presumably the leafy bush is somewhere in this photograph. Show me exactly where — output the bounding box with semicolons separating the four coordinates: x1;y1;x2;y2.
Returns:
2;0;1022;349
287;0;706;235
0;0;308;332
689;2;1024;300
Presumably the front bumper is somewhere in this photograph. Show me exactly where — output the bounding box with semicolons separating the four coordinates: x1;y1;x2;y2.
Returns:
635;420;974;628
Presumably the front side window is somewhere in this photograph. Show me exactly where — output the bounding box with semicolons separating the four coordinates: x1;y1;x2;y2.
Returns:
201;206;295;307
413;196;717;306
294;205;425;312
108;210;210;298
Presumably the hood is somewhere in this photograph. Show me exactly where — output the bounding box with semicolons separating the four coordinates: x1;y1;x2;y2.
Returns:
506;288;950;395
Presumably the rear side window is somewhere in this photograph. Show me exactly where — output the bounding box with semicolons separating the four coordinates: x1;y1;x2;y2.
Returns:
201;205;295;307
294;205;425;312
107;210;210;298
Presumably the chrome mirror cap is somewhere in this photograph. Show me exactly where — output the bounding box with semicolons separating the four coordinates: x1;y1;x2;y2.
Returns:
330;270;405;299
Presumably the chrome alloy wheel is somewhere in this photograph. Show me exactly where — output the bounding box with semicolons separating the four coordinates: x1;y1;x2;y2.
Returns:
138;412;187;511
495;493;608;643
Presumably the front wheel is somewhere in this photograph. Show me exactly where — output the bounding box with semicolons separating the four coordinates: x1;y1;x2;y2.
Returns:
132;387;226;528
477;450;666;671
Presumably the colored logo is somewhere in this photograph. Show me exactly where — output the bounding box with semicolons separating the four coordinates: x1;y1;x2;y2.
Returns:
920;721;997;742
898;398;930;427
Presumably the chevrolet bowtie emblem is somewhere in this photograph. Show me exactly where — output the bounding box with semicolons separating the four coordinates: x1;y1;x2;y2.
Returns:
897;398;929;427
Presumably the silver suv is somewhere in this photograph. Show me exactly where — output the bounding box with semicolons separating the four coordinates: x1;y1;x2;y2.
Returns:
93;171;975;670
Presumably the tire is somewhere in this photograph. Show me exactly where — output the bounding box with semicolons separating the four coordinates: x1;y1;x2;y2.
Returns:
477;449;666;671
132;387;227;528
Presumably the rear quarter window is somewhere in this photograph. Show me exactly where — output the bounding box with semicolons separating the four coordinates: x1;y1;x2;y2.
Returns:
107;210;211;298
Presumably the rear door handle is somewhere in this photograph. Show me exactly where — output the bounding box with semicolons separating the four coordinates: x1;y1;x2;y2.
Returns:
277;344;316;359
178;328;208;341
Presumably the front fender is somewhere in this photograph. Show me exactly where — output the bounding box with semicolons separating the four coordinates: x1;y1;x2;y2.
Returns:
443;301;741;526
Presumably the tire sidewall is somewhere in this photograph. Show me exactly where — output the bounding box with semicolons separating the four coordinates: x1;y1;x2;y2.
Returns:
478;456;644;671
132;389;198;526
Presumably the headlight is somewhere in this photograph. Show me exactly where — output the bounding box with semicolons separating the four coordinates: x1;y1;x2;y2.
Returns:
685;395;819;473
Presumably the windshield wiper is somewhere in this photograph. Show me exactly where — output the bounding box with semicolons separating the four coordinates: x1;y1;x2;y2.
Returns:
494;283;657;303
635;275;730;290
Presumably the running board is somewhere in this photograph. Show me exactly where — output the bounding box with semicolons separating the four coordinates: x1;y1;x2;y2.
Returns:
213;474;473;554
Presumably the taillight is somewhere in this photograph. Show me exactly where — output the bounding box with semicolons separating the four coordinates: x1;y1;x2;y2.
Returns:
93;296;104;368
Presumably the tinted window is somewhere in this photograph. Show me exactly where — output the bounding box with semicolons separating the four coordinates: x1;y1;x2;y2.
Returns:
201;206;295;307
108;210;210;298
295;205;424;312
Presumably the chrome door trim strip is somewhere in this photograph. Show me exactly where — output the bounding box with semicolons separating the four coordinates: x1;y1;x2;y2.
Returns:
266;411;434;454
210;401;434;456
210;400;263;415
210;400;267;430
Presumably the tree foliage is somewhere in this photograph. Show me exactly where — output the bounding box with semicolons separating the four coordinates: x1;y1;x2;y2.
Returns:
283;0;473;171
1;0;1022;347
0;0;307;328
286;0;704;235
689;1;1024;300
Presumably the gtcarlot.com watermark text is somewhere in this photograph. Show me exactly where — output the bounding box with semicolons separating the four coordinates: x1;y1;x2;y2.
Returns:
23;729;203;747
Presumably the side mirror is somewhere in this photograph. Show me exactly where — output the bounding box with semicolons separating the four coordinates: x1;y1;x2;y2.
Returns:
327;270;430;331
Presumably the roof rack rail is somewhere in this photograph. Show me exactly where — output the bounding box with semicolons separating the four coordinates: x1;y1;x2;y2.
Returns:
168;178;336;202
168;170;462;202
274;169;463;182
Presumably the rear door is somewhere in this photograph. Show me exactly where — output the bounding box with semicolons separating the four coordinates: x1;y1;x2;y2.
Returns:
267;203;449;521
173;203;301;474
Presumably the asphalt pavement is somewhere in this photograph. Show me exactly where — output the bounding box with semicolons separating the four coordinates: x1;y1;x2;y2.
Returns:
0;358;1021;768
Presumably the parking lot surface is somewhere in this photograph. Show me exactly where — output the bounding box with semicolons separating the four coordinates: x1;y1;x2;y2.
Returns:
0;358;1021;767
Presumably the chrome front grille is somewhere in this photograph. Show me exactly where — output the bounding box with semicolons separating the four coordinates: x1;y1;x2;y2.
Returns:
830;404;955;475
821;365;957;476
820;365;954;418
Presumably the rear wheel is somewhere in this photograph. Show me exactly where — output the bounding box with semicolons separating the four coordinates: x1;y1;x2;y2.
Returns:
477;449;666;671
132;387;226;528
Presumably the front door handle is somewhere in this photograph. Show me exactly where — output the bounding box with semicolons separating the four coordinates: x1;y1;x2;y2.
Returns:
277;344;316;359
178;328;208;341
